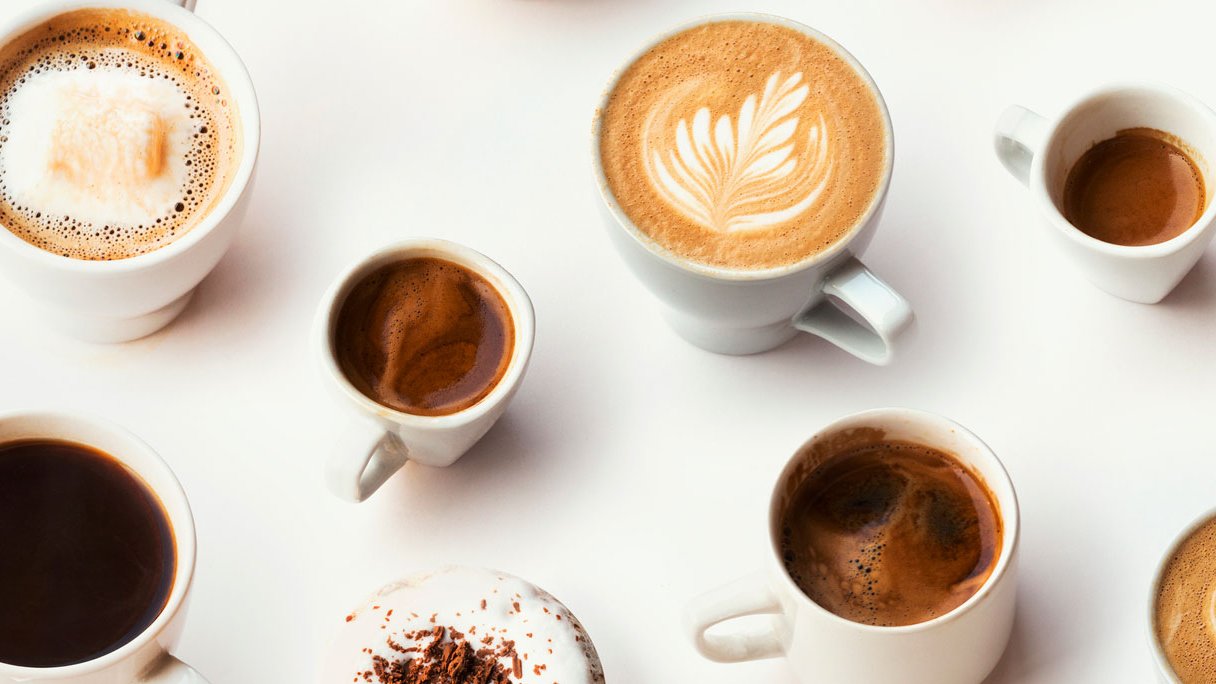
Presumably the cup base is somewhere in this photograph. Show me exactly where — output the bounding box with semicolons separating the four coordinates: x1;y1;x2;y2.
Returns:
662;309;798;355
37;290;195;343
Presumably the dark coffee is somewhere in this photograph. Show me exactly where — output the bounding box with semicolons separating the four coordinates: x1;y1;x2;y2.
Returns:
780;441;1002;627
335;257;515;417
1063;128;1206;246
0;440;175;667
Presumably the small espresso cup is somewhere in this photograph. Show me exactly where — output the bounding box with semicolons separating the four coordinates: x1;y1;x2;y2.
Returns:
0;0;260;343
0;410;206;684
994;83;1216;303
315;239;536;503
1147;506;1216;683
686;408;1019;684
591;13;912;361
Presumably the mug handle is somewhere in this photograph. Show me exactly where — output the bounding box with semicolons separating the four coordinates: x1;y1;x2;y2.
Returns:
685;572;785;663
793;257;913;365
994;105;1049;186
326;417;410;502
141;655;209;683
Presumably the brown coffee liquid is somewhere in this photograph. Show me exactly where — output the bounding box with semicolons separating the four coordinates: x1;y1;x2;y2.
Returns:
335;257;515;416
780;441;1002;626
1063;128;1206;246
0;440;175;667
1155;516;1216;683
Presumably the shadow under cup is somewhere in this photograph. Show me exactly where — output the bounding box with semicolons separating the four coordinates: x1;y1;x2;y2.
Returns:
768;411;1019;630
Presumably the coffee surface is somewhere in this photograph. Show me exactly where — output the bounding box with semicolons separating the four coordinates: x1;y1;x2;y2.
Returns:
1155;516;1216;683
599;20;888;270
336;257;515;417
1063;128;1206;246
0;9;241;260
780;441;1002;626
0;440;175;667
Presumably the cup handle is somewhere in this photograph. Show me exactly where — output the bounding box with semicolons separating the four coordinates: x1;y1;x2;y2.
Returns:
326;417;410;502
793;256;913;365
685;572;785;663
994;105;1049;186
141;655;209;683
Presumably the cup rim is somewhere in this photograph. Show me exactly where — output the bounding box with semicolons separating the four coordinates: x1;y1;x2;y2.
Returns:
766;407;1021;635
1145;504;1216;683
590;11;894;282
0;409;196;675
0;0;261;272
1030;81;1216;260
314;238;537;429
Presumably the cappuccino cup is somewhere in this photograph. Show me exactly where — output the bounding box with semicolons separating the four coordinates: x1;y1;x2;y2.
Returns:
994;83;1216;303
0;0;260;342
0;410;207;684
686;408;1019;684
315;239;535;503
593;13;912;360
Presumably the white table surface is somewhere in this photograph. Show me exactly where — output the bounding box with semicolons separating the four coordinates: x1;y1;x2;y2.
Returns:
3;0;1215;681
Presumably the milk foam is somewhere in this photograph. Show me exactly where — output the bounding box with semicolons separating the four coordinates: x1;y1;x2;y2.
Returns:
2;69;192;228
322;567;605;683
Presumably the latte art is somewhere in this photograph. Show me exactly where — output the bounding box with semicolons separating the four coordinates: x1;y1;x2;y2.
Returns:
600;20;888;270
643;71;832;234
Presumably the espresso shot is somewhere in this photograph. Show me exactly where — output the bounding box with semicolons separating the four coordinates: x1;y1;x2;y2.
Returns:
334;257;515;417
1063;128;1207;246
780;440;1002;627
0;440;175;667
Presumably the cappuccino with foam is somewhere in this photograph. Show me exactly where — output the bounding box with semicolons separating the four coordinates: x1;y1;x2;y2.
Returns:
0;9;241;261
599;20;888;270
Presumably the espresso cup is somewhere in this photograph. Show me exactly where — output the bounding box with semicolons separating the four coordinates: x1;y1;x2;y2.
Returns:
0;0;260;343
994;83;1216;303
591;13;912;361
315;238;536;503
1148;506;1216;683
686;408;1019;684
0;410;206;684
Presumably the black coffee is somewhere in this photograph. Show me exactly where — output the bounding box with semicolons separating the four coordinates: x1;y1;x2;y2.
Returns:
0;440;175;667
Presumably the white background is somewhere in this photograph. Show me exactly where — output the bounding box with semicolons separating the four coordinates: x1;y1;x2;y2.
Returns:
2;0;1215;682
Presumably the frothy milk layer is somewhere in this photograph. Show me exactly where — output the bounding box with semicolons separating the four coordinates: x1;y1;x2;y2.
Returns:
1156;516;1216;683
0;9;241;260
781;441;1003;626
600;20;888;270
322;567;605;683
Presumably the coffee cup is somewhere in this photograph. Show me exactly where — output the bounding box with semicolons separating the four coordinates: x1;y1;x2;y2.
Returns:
0;410;206;683
0;0;260;342
1148;506;1216;683
592;13;912;360
315;238;535;503
686;408;1019;684
994;83;1216;303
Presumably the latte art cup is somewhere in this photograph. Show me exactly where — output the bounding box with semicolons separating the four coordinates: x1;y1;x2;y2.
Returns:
994;83;1216;303
0;411;206;684
315;239;535;503
592;13;913;361
0;0;259;343
686;408;1019;684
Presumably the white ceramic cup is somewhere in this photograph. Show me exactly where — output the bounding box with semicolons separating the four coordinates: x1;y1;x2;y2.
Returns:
994;83;1216;303
591;13;913;361
0;410;206;684
1147;506;1216;683
686;408;1020;684
0;0;260;343
315;238;536;503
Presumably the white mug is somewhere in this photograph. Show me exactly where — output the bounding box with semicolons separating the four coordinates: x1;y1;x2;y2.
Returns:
1147;505;1216;683
686;408;1020;684
315;238;536;503
591;13;913;361
0;410;207;684
994;83;1216;303
0;0;260;343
